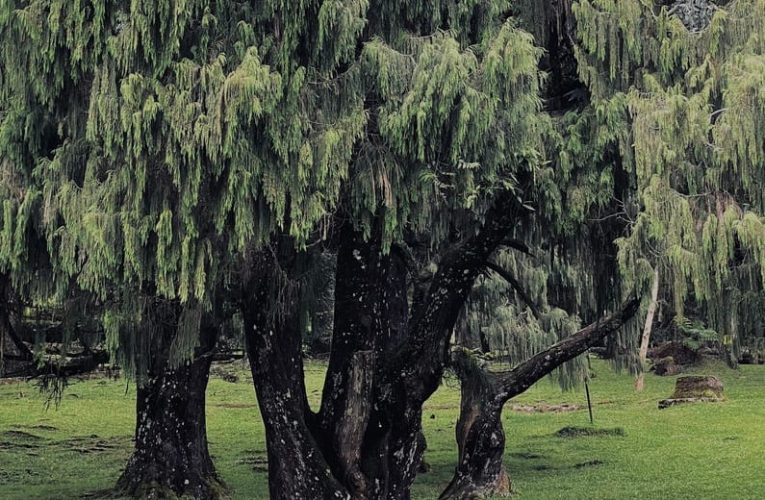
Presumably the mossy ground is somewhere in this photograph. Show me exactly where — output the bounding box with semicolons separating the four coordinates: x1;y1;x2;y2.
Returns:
1;359;764;499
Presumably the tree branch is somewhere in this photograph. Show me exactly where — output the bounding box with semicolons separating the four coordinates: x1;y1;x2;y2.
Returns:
484;261;541;319
495;295;640;402
384;187;532;403
500;238;533;257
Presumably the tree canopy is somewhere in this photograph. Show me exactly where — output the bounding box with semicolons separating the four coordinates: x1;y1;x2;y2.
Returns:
2;1;765;499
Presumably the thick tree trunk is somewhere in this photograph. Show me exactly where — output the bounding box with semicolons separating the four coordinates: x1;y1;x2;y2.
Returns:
319;219;417;499
440;362;510;500
320;220;387;430
366;192;527;499
636;268;660;392
242;249;349;500
441;319;510;500
240;191;526;499
116;314;222;499
441;298;640;499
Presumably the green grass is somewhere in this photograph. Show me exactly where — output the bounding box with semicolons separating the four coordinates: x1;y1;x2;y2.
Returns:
1;360;764;499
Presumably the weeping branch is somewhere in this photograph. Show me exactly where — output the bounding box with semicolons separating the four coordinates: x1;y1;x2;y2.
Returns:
500;238;534;257
484;260;541;319
495;295;640;402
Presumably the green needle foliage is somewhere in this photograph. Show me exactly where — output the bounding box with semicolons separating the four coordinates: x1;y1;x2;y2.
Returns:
0;1;552;377
1;0;765;447
569;0;765;354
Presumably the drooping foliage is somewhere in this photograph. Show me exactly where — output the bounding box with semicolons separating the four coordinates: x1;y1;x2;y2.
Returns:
457;0;765;382
0;0;554;375
0;0;365;376
4;0;765;498
566;0;765;357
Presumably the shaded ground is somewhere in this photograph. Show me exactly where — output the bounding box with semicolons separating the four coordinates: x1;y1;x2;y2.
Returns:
1;360;765;499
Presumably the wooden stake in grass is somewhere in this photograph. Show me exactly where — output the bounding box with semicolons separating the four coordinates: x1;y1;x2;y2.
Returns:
585;352;594;425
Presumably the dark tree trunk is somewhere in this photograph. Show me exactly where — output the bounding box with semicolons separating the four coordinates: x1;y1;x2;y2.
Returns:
116;312;223;499
441;298;640;499
440;366;509;500
364;191;527;499
315;218;426;499
241;249;350;500
0;275;33;377
317;218;433;500
374;248;434;495
441;317;510;500
240;191;527;499
364;398;427;500
320;221;387;420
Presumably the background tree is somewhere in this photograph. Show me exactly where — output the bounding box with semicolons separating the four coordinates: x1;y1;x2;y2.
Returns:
570;0;765;362
435;0;765;496
1;1;290;497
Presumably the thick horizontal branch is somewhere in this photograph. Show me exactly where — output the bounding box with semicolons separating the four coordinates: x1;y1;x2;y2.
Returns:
496;296;640;402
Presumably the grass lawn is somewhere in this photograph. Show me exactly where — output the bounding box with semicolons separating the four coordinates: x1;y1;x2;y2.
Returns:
1;359;764;499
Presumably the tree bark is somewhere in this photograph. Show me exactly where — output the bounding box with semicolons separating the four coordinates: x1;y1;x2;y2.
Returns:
367;191;527;498
440;297;640;499
636;268;660;392
440;355;510;500
318;219;418;499
240;190;527;500
116;310;223;499
443;312;510;500
0;275;33;377
241;249;350;500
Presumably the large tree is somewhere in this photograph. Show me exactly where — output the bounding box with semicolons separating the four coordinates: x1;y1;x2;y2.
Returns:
5;2;765;500
0;0;369;496
442;0;765;496
232;2;639;499
570;0;765;360
1;1;277;496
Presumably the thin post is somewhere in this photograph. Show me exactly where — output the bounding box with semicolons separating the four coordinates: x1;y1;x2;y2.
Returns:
585;351;594;424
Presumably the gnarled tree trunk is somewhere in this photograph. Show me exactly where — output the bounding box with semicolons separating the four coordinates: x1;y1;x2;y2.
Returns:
441;316;510;500
318;219;394;499
312;216;433;499
241;191;527;500
116;311;223;499
369;191;528;499
440;298;640;499
241;249;350;500
440;365;509;500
